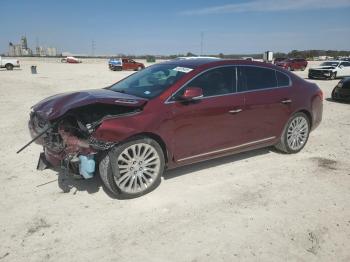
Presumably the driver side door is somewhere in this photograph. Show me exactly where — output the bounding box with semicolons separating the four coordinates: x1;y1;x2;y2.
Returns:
168;66;246;162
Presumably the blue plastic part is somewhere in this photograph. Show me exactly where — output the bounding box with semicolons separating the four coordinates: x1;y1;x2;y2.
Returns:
79;155;95;179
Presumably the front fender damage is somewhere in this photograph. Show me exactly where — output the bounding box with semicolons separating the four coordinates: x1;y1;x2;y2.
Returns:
25;103;143;179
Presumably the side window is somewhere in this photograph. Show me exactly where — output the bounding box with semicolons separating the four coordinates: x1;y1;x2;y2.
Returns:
182;67;236;97
242;66;277;91
340;62;350;67
276;71;290;87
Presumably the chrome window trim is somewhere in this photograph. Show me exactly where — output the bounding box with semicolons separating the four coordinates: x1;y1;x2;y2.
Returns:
164;64;292;104
177;136;276;162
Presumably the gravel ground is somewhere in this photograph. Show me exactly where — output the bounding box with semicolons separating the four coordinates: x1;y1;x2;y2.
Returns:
0;58;349;262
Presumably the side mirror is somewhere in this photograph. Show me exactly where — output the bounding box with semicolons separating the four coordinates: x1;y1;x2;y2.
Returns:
181;87;203;101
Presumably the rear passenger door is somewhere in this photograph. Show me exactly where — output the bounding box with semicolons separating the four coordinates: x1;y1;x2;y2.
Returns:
238;66;293;143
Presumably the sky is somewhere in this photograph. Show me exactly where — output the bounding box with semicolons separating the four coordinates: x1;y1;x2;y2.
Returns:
1;0;350;55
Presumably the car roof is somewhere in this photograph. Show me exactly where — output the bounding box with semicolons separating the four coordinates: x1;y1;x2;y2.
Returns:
160;57;221;68
160;57;283;70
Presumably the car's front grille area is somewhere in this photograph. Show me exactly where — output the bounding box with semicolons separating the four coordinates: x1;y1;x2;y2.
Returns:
309;70;328;78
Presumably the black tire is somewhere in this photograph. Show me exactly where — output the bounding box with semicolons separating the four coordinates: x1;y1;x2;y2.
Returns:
329;72;336;80
331;88;337;100
5;64;13;70
275;112;310;154
116;66;122;71
99;137;165;198
308;74;314;79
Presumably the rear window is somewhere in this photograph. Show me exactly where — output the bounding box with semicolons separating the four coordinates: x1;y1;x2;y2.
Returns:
242;66;277;91
276;71;290;87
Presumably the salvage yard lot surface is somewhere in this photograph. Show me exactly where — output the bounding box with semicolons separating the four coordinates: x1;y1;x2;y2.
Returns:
0;58;349;262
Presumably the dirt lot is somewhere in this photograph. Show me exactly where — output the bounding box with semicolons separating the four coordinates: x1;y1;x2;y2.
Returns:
0;58;349;262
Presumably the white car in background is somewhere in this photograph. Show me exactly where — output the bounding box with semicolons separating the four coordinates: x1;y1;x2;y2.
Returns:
308;61;350;80
0;56;20;70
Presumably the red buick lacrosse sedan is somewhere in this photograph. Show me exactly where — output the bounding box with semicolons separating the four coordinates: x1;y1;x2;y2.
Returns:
28;58;323;198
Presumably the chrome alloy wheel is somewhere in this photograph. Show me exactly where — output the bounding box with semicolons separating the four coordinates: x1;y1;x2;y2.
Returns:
287;116;309;151
116;143;161;194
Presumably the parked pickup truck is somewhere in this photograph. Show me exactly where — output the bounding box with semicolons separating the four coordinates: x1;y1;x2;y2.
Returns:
275;58;308;71
0;57;20;70
108;58;145;71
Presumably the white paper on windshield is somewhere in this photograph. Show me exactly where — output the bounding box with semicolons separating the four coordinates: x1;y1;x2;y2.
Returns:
173;67;193;73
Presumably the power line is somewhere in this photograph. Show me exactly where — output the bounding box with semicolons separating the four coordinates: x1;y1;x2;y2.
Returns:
200;32;204;56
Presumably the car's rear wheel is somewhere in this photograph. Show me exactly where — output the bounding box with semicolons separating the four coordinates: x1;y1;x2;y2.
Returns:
275;112;310;154
5;64;13;70
99;137;165;198
330;72;336;80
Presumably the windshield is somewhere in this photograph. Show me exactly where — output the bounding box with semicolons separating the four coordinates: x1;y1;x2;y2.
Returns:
320;62;339;67
109;64;191;99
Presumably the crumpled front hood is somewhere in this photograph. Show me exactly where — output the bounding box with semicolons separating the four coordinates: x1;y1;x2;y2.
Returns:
311;66;336;70
32;88;148;120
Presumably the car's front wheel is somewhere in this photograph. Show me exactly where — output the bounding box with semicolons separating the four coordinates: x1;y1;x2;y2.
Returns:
275;112;310;154
329;72;336;80
99;137;165;198
5;64;14;70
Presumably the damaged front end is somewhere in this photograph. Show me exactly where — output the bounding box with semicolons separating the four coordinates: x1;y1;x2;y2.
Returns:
24;89;147;179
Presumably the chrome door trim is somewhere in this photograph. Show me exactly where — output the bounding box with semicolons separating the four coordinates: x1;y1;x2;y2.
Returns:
228;109;243;114
176;136;276;162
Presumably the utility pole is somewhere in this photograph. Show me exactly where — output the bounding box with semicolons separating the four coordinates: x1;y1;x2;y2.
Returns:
200;32;204;56
91;40;96;57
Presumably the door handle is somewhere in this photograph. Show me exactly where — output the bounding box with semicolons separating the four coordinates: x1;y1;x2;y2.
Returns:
229;109;243;114
281;99;292;104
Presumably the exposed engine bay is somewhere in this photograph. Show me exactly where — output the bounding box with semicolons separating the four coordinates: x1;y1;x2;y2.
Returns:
27;103;141;178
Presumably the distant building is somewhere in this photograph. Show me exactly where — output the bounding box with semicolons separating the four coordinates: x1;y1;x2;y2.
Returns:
36;46;46;56
21;36;28;50
46;47;57;56
8;36;32;56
